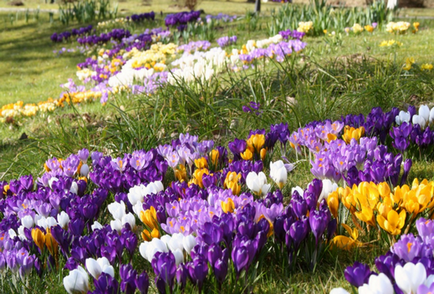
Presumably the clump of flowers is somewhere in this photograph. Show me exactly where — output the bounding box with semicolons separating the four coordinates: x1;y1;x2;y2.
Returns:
379;39;403;47
403;57;415;71
217;36;237;48
297;21;313;34
386;21;411;34
364;24;374;33
420;63;433;71
331;218;434;294
352;23;364;34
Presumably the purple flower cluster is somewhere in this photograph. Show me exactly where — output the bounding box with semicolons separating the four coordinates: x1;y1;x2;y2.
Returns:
165;11;201;27
205;13;237;23
77;28;131;46
311;138;412;186
126;11;155;22
217;35;237;48
177;40;211;53
50;25;93;42
131;72;169;95
279;29;306;40
239;40;307;64
89;149;168;193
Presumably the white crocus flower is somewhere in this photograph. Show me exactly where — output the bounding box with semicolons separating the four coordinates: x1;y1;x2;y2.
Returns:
70;182;78;195
121;213;136;229
270;160;288;189
318;179;338;203
358;273;394;294
110;219;122;233
419;105;430;122
329;288;350;294
57;211;70;229
395;110;411;125
37;216;57;230
85;257;114;279
128;184;146;206
430;107;434;124
21;215;34;229
291;186;304;196
63;266;89;294
107;201;126;220
168;233;185;253
394;262;426;294
172;248;184;266
139;238;169;262
183;234;197;254
80;164;89;177
91;221;103;231
412;114;427;129
246;171;271;197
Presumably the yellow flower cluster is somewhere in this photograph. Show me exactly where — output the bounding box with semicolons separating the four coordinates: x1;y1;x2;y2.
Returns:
241;134;267;161
126;43;176;70
97;17;130;28
0;90;107;122
379;39;403;47
421;63;433;71
386;21;411;34
328;179;434;239
297;21;313;34
352;23;364;33
403;57;415;71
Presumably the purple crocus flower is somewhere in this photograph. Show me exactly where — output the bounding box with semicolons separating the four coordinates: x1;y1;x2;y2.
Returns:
308;210;328;246
187;257;209;289
199;222;223;245
152;252;176;294
344;262;372;287
94;272;120;294
289;216;309;249
391;234;431;262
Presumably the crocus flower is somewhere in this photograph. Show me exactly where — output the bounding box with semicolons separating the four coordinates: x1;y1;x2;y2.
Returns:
270;160;288;189
246;171;270;197
395;262;426;294
358;273;394;294
85;257;115;279
63;266;89;294
344;262;371;287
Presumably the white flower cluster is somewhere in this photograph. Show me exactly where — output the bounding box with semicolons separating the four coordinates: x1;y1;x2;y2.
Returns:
395;104;434;128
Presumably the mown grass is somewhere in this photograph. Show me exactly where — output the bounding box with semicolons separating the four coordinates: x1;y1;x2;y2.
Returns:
1;4;434;293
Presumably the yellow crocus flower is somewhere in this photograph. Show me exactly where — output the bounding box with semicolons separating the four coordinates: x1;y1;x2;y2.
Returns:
246;134;265;153
141;228;160;241
191;168;209;188
210;149;220;166
221;198;235;213
174;164;188;182
224;172;242;195
342;126;365;144
327;191;339;219
355;206;375;226
331;223;362;251
31;228;46;251
377;209;406;235
140;206;159;230
378;182;391;198
45;228;58;257
194;157;208;169
240;149;253;161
